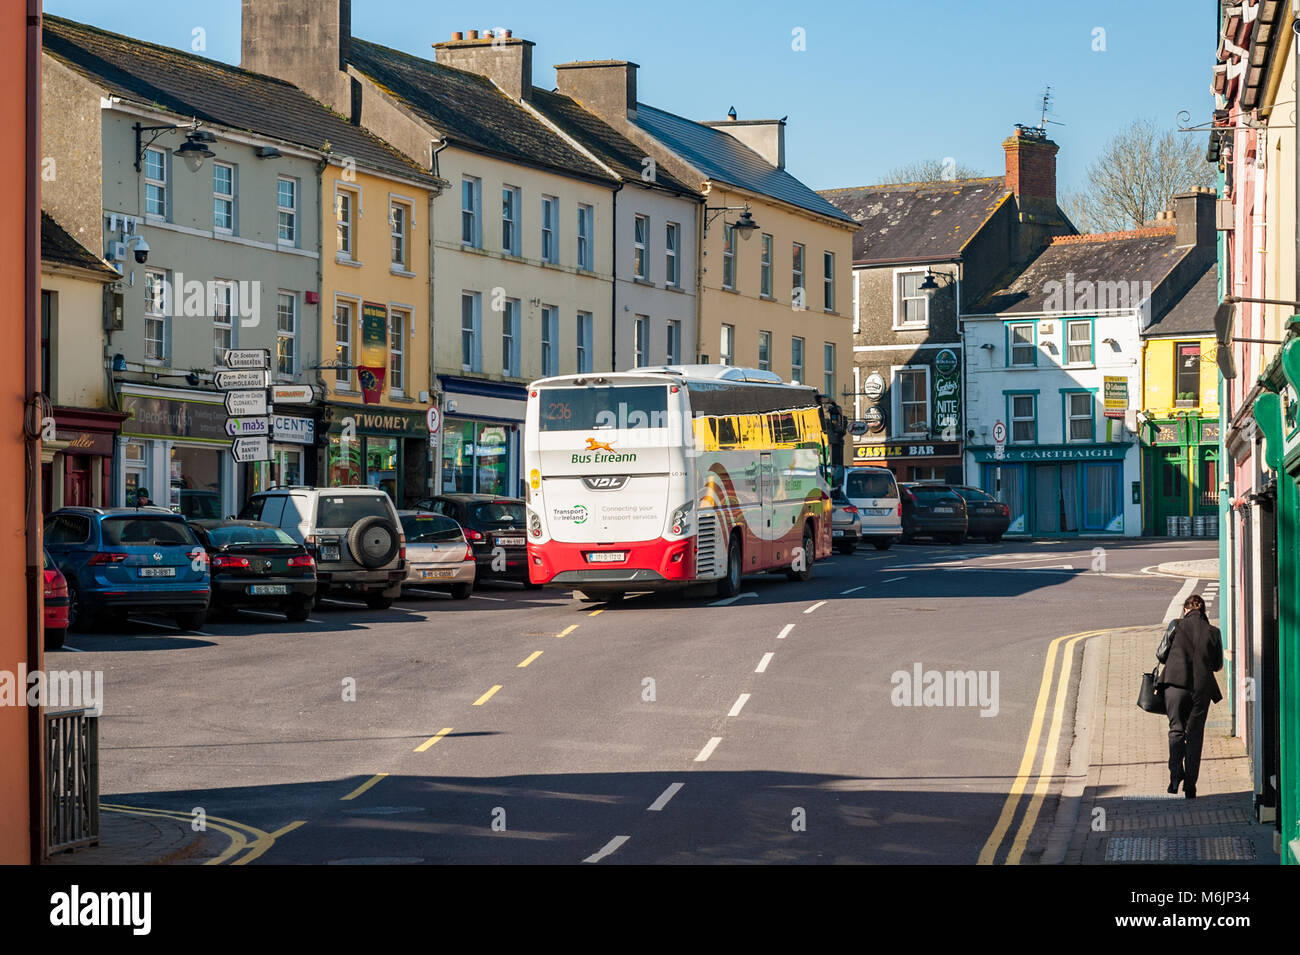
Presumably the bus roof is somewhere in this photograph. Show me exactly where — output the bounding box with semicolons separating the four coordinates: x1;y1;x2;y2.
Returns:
529;366;824;417
530;365;811;389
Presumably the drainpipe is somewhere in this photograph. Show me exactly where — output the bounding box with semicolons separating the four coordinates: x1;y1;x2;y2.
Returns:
314;156;330;484
694;190;707;363
610;181;622;370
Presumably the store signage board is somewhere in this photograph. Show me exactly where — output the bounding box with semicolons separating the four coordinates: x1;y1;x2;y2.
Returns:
224;390;268;417
271;384;315;404
231;436;271;463
271;415;315;445
215;369;271;391
225;417;269;438
224;349;270;370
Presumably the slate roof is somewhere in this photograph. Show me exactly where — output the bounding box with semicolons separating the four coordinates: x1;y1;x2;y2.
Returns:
632;104;856;225
819;178;1011;263
41;211;118;278
348;39;615;184
973;228;1188;315
1143;261;1218;337
42;16;437;186
527;87;697;196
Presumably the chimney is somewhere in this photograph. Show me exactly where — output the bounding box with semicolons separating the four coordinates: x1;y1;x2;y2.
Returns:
241;0;353;111
704;116;786;170
554;60;639;121
1173;188;1216;249
434;30;534;102
1002;126;1059;220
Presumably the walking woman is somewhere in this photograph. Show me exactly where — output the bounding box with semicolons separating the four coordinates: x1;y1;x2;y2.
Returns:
1160;593;1223;798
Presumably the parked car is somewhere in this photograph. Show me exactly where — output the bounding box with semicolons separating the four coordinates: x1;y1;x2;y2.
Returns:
239;486;406;609
414;494;534;587
397;511;476;600
43;507;210;631
948;485;1011;542
175;487;222;520
899;483;969;544
830;489;862;555
189;519;317;621
842;466;903;550
43;548;69;650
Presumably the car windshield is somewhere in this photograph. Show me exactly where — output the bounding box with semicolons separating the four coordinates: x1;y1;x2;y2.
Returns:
953;487;994;503
207;525;298;547
316;495;392;527
401;514;465;543
469;501;525;526
846;471;897;499
909;486;959;502
102;517;197;547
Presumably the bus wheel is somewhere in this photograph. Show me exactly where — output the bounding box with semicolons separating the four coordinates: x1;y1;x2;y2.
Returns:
717;534;743;597
786;525;815;582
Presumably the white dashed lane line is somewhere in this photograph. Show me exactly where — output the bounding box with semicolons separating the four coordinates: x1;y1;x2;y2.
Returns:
728;693;751;717
694;737;723;762
840;585;864;595
647;783;684;812
710;592;757;607
583;835;630;863
777;624;794;639
755;652;774;673
803;600;826;614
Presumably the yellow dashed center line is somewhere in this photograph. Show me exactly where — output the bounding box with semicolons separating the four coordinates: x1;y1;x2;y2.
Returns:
473;685;503;706
588;608;604;617
340;773;389;801
414;727;454;752
557;624;578;638
518;651;543;668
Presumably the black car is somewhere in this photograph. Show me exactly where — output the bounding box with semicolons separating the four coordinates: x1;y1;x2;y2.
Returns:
899;483;969;544
415;494;535;587
189;519;317;621
948;485;1011;542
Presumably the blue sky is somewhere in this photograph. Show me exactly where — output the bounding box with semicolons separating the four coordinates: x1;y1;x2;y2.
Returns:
45;0;1216;193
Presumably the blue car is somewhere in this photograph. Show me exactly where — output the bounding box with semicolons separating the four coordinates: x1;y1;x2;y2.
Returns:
43;507;211;631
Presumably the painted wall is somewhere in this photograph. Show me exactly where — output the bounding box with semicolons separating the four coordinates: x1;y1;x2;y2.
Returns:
41;268;109;409
1141;336;1221;416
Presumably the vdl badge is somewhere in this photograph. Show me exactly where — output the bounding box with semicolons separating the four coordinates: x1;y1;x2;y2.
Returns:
581;475;629;490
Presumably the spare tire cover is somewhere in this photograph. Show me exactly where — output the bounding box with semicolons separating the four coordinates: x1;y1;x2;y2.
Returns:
348;516;399;569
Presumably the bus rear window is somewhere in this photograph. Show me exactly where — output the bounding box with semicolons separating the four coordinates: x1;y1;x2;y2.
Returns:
537;386;668;431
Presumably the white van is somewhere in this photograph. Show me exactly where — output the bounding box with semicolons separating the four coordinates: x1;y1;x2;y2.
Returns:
842;467;903;550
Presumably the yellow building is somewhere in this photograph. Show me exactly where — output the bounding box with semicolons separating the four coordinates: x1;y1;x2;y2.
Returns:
1140;263;1221;533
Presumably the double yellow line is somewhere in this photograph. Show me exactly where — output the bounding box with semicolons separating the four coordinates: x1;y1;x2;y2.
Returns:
977;627;1128;865
101;803;304;865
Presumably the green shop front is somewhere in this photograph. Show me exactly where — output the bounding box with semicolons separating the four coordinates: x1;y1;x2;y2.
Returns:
325;405;431;506
1141;414;1220;536
970;442;1137;537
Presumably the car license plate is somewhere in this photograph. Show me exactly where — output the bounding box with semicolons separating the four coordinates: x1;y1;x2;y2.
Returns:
139;567;175;578
934;507;954;513
419;568;455;579
833;530;845;537
872;508;894;516
249;584;289;595
497;536;525;546
321;545;341;561
588;552;626;563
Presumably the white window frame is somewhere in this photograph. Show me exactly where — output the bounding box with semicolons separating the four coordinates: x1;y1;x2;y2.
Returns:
1065;319;1093;366
722;224;736;290
541;305;558;377
720;323;735;365
852;269;861;333
213;161;235;234
277;177;298;246
336;186;358;260
576;311;593;373
577;204;594;271
892;364;931;437
462;292;482;372
635;315;650;367
334;297;356;388
1066;391;1094;442
1009;322;1037;367
824;342;836;397
502;298;521;377
791;335;805;384
823;251;835;312
144;148;167;219
502;185;520;256
1010;393;1037;444
389;306;409;395
665;222;680;287
212;280;234;366
634;214;649;280
390;198;411;271
758;330;772;371
667;319;681;365
792;242;806;310
276;291;297;379
462;176;482;248
893;268;930;329
541;195;558;264
144;268;169;363
760;234;773;298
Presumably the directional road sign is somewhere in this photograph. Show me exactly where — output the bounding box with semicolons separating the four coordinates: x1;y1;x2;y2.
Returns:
223;349;270;370
231;436;270;463
270;384;315;404
224;389;268;417
215;369;271;390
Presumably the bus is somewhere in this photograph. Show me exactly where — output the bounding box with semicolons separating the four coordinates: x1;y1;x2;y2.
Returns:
522;365;833;600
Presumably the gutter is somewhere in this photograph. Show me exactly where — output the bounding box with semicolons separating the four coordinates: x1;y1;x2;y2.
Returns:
611;181;622;369
26;0;44;864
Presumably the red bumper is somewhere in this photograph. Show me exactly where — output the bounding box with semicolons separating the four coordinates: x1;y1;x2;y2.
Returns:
527;537;695;585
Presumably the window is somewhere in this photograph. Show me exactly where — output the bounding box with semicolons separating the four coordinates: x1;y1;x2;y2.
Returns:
791;336;804;384
461;292;482;371
1010;393;1037;443
213;162;235;233
336;187;357;258
667;320;681;365
896;270;928;326
897;367;929;435
387;307;408;395
722;224;736;290
1177;342;1201;403
541;306;559;377
823;252;835;311
277;177;297;245
634;214;649;280
276;292;296;377
758;330;772;371
792;243;806;309
40;291;52;396
665;222;680;287
761;234;773;297
502;186;520;255
144;148;167;218
502;298;520;376
1009;322;1036;366
635;315;650;367
1065;320;1093;365
391;200;410;270
576;311;593;373
1066;391;1094;441
461;176;481;247
145;269;168;362
720;323;735;365
541;195;558;264
824;342;836;397
212;281;234;366
335;300;354;387
577;204;593;271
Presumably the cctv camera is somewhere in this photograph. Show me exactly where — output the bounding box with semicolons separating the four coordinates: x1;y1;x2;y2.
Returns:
126;235;150;264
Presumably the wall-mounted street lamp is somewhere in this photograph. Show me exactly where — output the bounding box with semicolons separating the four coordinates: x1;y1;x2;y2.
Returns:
918;268;955;295
134;119;216;173
704;205;759;236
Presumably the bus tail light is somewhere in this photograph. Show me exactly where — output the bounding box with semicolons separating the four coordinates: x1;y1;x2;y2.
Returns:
670;503;692;536
528;509;542;538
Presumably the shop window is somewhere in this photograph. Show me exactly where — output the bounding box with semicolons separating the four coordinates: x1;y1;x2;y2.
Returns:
1010;393;1037;443
1082;463;1122;532
328;433;363;486
441;420;512;496
1176;342;1201;404
170;445;222;519
366;437;400;501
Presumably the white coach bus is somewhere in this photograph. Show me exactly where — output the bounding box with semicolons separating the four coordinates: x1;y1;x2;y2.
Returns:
522;365;833;600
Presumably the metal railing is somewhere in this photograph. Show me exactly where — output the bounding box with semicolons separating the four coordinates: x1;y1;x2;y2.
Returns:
45;707;100;854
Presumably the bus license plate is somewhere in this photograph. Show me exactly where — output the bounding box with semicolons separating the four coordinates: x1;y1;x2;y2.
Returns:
419;568;455;579
249;584;288;595
587;552;626;563
139;567;175;578
497;537;525;546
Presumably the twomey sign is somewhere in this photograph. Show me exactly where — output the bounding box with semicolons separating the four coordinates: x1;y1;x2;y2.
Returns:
328;407;430;437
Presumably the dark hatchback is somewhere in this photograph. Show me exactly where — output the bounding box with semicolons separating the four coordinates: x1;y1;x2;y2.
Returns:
189;520;317;621
948;485;1011;542
899;483;969;544
415;494;535;587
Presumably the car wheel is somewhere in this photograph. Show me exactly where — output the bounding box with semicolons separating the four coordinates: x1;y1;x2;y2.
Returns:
450;582;472;600
174;611;207;631
284;602;311;623
44;627;66;651
66;583;85;632
985;534;1002;543
837;542;856;555
786;525;815;582
365;593;394;610
872;538;892;551
717;533;743;597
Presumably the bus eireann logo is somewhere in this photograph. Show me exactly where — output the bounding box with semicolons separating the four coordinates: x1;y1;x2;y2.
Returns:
585;438;615;452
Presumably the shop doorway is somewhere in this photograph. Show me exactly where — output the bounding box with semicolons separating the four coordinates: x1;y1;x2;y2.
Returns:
1031;463;1080;535
1152;447;1188;530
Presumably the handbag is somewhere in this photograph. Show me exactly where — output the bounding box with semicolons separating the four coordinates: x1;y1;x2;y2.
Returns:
1156;620;1177;663
1138;665;1166;714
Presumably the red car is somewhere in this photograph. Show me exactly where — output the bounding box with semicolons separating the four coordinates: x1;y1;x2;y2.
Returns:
44;548;69;650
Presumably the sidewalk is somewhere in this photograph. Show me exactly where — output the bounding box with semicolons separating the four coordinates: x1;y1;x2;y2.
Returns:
1057;626;1278;864
45;805;209;865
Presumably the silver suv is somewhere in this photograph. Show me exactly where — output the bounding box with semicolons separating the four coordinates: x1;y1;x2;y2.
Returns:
239;486;406;609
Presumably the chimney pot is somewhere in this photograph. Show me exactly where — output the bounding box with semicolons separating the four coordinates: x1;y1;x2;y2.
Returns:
452;31;463;41
504;29;512;38
468;29;479;39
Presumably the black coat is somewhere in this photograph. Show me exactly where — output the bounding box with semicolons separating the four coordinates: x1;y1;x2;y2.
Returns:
1160;613;1224;703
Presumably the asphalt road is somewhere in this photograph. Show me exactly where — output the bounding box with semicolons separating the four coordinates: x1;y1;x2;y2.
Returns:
50;536;1219;864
